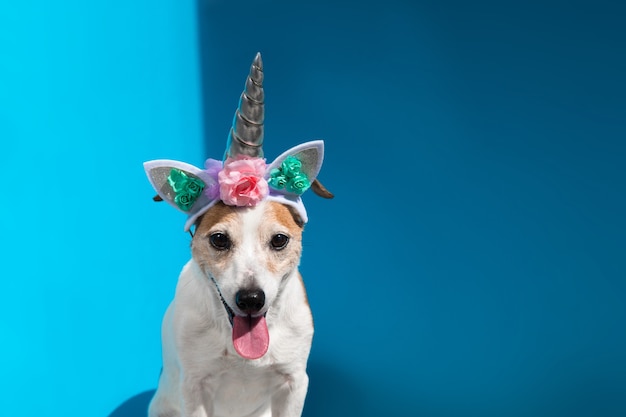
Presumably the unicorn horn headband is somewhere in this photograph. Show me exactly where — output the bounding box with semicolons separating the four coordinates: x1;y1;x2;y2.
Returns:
226;52;265;159
144;52;332;231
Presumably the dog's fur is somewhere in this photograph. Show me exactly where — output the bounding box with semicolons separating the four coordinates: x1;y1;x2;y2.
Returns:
149;200;314;417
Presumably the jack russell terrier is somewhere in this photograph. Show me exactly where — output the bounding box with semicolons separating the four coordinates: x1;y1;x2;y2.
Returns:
144;53;332;417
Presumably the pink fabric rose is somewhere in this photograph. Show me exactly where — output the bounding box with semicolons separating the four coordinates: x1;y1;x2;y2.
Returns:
218;157;268;206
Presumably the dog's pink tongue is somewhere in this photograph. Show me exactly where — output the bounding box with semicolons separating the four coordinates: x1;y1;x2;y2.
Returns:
232;315;269;360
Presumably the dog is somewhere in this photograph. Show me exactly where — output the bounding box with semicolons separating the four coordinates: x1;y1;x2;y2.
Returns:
144;53;332;417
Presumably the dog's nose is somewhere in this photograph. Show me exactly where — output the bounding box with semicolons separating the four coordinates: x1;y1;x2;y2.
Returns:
235;289;265;314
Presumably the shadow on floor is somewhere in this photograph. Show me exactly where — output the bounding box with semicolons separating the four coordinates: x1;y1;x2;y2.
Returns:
108;389;154;417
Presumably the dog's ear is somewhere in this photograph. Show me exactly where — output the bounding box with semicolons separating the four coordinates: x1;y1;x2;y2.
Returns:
284;204;305;228
311;179;334;199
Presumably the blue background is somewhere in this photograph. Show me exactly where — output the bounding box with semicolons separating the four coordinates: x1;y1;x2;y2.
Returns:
1;1;625;416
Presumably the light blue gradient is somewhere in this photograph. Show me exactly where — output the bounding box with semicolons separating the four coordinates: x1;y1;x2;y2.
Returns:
1;1;624;416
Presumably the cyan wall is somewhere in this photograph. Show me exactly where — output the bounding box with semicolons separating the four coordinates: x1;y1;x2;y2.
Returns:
1;1;203;415
2;1;625;417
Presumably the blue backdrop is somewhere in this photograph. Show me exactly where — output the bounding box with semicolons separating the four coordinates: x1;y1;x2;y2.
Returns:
1;1;624;416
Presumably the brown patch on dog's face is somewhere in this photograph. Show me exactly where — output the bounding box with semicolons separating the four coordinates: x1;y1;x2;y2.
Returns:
191;202;241;274
194;202;240;235
262;202;304;275
190;201;306;317
265;202;304;238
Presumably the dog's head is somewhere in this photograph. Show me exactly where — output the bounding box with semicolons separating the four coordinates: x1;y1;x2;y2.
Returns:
191;200;304;358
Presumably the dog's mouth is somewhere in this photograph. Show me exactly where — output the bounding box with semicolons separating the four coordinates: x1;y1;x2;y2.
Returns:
211;278;269;360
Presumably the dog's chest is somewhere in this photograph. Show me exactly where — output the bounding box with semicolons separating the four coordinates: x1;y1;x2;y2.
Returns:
209;358;286;416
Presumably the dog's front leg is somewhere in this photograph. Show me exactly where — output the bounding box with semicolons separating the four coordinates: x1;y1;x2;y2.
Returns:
271;371;309;417
180;377;213;417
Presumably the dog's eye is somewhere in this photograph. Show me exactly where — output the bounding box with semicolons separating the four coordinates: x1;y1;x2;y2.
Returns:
209;233;231;251
270;234;289;250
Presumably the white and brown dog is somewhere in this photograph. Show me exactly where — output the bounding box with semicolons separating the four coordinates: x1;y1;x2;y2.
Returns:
143;53;332;417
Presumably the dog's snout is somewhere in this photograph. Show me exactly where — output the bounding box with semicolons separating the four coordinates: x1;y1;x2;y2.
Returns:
235;289;265;314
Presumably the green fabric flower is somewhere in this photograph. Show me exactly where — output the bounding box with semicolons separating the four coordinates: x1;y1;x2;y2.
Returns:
281;156;302;177
268;168;289;189
174;192;196;211
167;168;205;211
286;172;310;194
268;156;310;195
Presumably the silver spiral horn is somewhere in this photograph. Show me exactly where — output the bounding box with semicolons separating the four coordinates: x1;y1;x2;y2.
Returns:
224;52;265;159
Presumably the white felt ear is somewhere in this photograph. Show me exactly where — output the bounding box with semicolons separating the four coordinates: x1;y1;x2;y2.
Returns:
265;140;324;195
143;159;217;215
